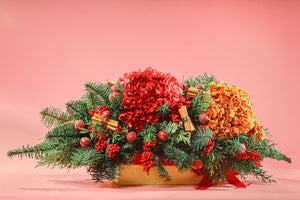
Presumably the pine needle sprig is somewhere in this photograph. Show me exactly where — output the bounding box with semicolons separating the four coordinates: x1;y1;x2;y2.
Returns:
85;82;111;105
190;128;214;152
185;73;217;91
36;138;79;169
70;147;104;167
155;103;171;119
154;156;172;182
45;124;80;139
40;107;69;128
188;92;212;121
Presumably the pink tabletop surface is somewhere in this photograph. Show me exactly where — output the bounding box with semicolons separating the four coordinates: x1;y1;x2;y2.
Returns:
0;0;299;199
0;162;300;200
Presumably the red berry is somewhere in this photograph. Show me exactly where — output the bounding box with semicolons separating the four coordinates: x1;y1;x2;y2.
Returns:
196;84;204;90
75;120;85;130
111;85;120;92
80;137;91;147
101;110;111;118
192;160;203;169
158;130;168;141
127;131;137;142
199;113;209;124
89;109;95;116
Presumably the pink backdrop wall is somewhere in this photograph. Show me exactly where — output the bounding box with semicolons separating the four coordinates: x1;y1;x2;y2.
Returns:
0;0;299;179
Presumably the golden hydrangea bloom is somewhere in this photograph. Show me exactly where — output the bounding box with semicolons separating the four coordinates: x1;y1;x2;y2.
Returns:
205;82;264;139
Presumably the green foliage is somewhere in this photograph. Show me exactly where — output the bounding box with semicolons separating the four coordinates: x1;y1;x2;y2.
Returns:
155;103;171;119
237;133;291;163
36;138;79;168
111;133;126;144
40;107;69;128
66;100;90;120
45;124;80;139
7;137;79;169
70;147;103;167
190;128;213;152
139;124;158;143
85;82;111;106
185;73;217;91
188;92;212;121
157;121;190;145
87;155;119;182
107;89;124;121
154;156;172;182
7;141;56;159
164;146;197;172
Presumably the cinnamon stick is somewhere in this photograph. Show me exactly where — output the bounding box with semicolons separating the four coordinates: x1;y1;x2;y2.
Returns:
178;105;196;133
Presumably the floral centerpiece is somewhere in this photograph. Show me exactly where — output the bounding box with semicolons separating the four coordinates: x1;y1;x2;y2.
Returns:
7;68;291;189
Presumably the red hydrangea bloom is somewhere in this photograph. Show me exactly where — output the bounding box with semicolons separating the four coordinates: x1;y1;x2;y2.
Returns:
119;68;188;132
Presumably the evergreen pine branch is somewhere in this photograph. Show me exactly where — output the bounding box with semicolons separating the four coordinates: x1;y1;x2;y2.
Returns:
238;134;291;163
81;92;96;108
85;82;110;105
153;156;172;182
45;124;80;139
190;128;213;152
87;155;119;182
7;141;55;159
107;92;124;121
7;137;78;159
228;157;275;183
184;73;217;91
36;138;80;168
160;121;179;134
66;100;90;120
218;137;245;155
164;146;197;171
121;142;134;151
40;107;69;128
200;73;217;88
155;103;171;118
189;92;212;121
70;147;103;166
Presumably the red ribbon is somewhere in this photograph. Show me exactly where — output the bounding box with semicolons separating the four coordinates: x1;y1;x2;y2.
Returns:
194;176;213;190
226;169;251;188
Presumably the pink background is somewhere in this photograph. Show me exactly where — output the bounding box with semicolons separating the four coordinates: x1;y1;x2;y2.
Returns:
0;0;299;199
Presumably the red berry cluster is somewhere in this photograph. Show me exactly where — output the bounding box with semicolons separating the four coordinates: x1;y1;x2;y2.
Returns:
169;112;181;125
69;112;74;120
141;141;157;175
115;125;122;133
95;135;109;152
89;105;109;117
204;133;216;155
108;144;120;158
233;150;261;166
115;125;128;135
119;68;188;132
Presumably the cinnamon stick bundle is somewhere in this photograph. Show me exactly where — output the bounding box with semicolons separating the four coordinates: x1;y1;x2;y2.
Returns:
178;105;196;133
186;87;199;99
92;113;119;131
